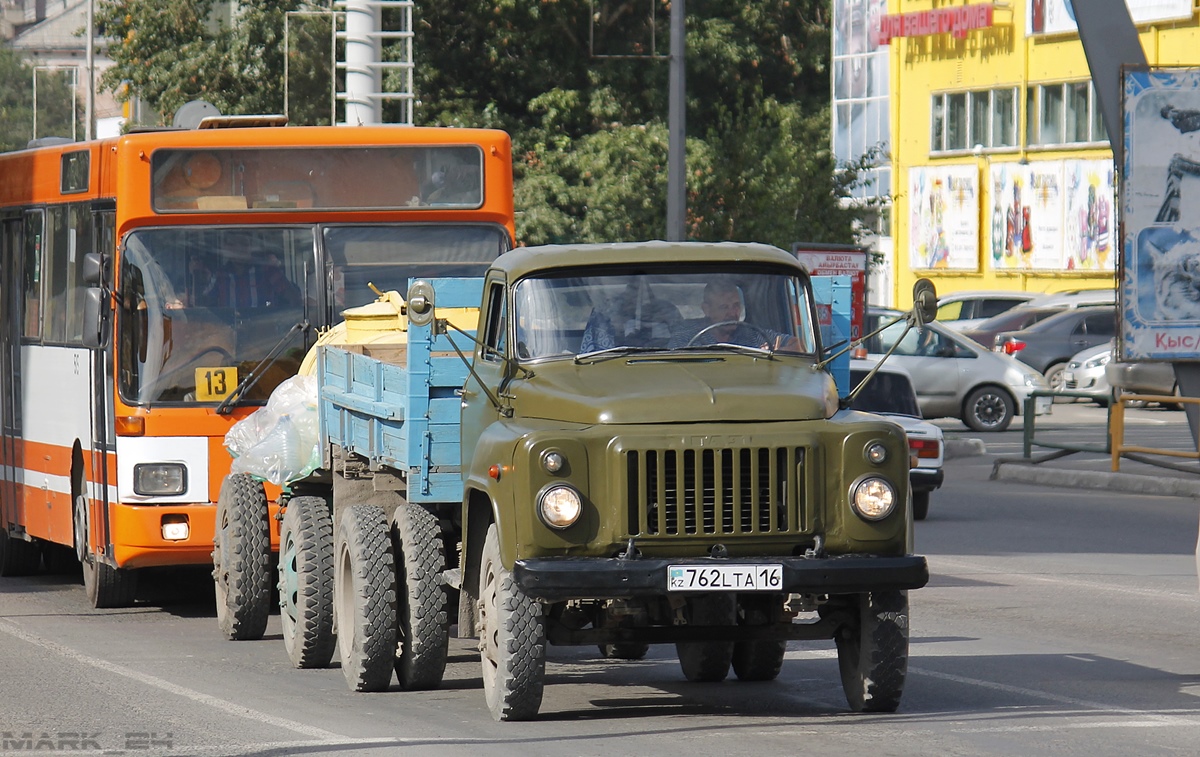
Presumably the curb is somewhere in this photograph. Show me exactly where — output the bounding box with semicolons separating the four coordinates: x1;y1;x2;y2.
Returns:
944;438;986;460
990;460;1200;498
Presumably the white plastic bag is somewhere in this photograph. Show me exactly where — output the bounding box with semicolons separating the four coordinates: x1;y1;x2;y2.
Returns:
225;374;321;486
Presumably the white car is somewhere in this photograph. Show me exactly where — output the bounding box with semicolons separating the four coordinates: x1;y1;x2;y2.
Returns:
936;290;1037;331
849;360;944;521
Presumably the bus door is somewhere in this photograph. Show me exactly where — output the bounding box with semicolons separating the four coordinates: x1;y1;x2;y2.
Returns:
88;207;116;548
0;215;27;533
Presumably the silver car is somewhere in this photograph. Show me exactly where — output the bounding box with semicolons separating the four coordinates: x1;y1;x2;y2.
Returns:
863;309;1052;432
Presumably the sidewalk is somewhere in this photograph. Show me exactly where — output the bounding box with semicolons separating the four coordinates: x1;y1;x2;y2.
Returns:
941;404;1200;499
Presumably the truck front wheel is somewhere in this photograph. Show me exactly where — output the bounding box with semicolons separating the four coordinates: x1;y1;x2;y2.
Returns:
279;496;336;669
676;594;736;682
334;505;397;692
391;504;449;690
213;473;271;640
835;590;910;712
478;523;545;721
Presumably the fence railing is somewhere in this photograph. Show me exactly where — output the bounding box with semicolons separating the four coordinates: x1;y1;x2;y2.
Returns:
1110;393;1200;472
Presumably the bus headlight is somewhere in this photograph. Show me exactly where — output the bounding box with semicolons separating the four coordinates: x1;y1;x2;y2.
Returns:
538;484;582;529
134;463;187;496
850;476;896;521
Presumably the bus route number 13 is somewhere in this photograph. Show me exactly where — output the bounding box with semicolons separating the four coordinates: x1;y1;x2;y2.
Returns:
195;366;238;402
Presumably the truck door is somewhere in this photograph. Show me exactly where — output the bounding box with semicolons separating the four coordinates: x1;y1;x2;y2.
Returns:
460;277;508;474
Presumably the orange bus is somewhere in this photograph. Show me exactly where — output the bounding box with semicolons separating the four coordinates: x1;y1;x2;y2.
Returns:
0;122;514;608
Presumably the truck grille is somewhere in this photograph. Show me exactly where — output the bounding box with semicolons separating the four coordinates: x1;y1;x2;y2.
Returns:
624;447;806;537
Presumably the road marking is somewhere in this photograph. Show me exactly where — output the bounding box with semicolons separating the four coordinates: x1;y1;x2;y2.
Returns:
0;618;345;742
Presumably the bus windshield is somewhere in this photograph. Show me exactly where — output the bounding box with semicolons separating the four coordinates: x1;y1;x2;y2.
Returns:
118;223;505;405
512;266;817;361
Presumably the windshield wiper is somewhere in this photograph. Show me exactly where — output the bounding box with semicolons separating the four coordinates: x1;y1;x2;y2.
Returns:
673;342;774;358
215;320;309;415
573;346;661;364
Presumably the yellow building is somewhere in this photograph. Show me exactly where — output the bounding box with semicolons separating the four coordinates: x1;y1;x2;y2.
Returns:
886;0;1199;307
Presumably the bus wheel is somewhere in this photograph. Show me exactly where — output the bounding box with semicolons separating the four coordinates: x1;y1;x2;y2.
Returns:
279;496;336;669
835;590;909;713
83;550;138;608
676;594;736;682
0;527;41;577
334;505;396;692
391;504;449;690
213;473;271;641
478;523;545;721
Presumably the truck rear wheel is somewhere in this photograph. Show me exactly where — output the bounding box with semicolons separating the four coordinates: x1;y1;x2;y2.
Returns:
213;473;271;641
732;639;786;681
676;594;736;682
334;505;397;692
478;523;545;721
279;496;336;669
391;504;449;690
835;590;909;712
599;642;650;660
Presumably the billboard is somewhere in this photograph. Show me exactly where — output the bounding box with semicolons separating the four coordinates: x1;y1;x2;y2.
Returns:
987;160;1116;272
909;165;979;271
793;245;869;342
1027;0;1191;36
1122;68;1200;360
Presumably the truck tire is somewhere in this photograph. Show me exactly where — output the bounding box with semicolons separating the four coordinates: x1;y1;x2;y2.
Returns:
478;523;545;721
836;590;909;712
334;505;397;692
963;386;1014;432
212;473;271;641
279;496;336;669
912;491;930;521
0;527;41;577
599;643;650;660
732;639;786;682
391;504;449;690
676;594;736;682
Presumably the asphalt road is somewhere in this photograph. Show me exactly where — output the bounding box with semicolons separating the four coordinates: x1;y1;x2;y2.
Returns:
2;418;1200;756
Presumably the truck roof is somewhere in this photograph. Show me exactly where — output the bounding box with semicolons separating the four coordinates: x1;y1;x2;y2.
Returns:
494;240;806;279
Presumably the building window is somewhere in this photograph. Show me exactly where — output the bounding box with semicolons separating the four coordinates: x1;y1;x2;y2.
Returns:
931;88;1018;153
1029;81;1108;146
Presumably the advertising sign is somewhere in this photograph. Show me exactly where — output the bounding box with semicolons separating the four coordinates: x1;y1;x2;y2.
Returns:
987;160;1116;271
793;245;869;342
1027;0;1191;36
909;165;979;271
1122;68;1200;360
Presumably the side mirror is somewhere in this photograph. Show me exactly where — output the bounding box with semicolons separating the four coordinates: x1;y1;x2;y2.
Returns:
81;287;108;349
83;252;106;287
912;278;938;326
406;279;436;326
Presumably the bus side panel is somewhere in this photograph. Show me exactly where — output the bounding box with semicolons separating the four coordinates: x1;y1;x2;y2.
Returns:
19;346;92;547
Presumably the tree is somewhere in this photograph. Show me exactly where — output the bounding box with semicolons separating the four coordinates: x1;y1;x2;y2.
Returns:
0;45;79;152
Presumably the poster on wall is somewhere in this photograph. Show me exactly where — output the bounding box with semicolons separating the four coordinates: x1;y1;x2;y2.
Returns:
987;160;1116;271
909;166;979;271
1122;68;1200;360
1027;0;1191;36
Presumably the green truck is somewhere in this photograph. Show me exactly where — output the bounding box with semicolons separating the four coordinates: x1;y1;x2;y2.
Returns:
215;240;929;721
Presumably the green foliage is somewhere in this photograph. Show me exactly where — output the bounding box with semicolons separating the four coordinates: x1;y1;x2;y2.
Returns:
0;46;79;151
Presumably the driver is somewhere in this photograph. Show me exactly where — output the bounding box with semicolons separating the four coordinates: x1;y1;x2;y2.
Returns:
668;279;793;349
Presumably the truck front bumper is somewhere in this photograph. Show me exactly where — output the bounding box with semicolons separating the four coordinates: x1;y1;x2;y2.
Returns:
513;553;928;603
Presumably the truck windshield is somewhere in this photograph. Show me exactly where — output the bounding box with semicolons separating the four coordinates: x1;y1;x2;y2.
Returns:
512;267;817;360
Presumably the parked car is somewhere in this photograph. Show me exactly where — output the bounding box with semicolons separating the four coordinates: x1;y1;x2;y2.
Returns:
960;305;1067;348
849;359;944;520
1063;340;1179;408
992;305;1116;392
936;290;1037;331
862;309;1052;432
1021;287;1116;310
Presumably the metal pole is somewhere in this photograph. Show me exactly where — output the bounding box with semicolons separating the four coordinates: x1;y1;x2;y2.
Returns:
343;0;381;125
666;0;685;241
85;0;94;140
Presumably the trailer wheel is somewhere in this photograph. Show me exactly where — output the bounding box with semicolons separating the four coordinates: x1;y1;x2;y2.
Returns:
334;505;397;692
213;473;271;641
835;590;910;712
279;496;336;669
478;523;545;721
0;527;41;577
676;594;736;682
391;504;449;690
599;643;650;660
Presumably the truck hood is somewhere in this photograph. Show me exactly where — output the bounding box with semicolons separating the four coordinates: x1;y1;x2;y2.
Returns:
510;356;837;425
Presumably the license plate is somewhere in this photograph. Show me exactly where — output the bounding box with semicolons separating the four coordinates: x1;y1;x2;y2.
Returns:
667;564;783;592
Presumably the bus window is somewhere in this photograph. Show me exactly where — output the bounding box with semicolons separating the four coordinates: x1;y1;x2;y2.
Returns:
22;210;42;340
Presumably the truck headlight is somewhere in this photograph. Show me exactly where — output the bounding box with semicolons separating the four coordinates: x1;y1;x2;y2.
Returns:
850;476;896;521
537;484;582;529
133;463;187;496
